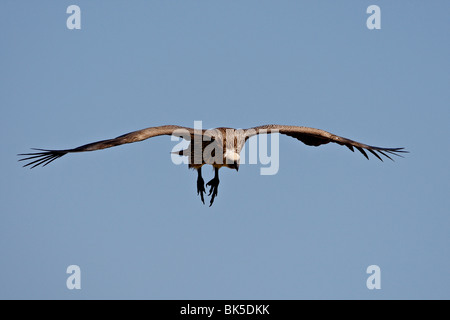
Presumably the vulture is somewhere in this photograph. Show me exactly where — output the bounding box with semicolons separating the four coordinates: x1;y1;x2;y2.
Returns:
18;124;407;206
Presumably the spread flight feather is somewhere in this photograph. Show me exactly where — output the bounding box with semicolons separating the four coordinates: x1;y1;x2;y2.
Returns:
18;124;407;169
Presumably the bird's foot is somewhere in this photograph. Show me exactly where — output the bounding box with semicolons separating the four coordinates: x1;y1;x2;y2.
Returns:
197;177;206;204
206;178;219;207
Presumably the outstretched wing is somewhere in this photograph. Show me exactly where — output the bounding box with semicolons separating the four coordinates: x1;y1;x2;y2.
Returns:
18;125;201;168
244;124;407;161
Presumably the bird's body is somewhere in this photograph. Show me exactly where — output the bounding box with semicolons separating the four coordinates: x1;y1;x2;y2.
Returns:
19;124;407;206
176;127;243;170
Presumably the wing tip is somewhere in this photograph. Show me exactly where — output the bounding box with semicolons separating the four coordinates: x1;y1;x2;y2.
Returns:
368;146;408;162
18;149;67;169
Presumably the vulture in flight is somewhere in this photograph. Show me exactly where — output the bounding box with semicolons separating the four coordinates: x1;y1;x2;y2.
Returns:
18;124;407;206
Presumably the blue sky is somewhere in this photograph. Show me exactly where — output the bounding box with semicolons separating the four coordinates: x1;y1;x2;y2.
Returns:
1;1;449;299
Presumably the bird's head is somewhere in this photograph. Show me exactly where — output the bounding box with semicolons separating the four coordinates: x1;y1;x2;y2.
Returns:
224;150;240;172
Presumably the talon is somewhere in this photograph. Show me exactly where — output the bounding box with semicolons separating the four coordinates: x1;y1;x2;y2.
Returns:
196;168;206;205
197;180;205;204
206;176;219;206
198;188;205;204
209;188;218;206
206;178;218;195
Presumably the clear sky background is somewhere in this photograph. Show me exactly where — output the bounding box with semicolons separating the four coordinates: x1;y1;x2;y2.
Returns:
1;1;449;299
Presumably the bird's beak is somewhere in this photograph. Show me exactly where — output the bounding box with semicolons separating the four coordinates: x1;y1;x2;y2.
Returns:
234;161;239;172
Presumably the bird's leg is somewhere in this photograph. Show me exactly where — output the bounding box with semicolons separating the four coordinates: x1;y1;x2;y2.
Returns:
197;167;206;204
206;167;220;206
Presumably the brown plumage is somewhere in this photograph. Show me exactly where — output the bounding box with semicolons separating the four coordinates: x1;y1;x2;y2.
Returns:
18;124;407;206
